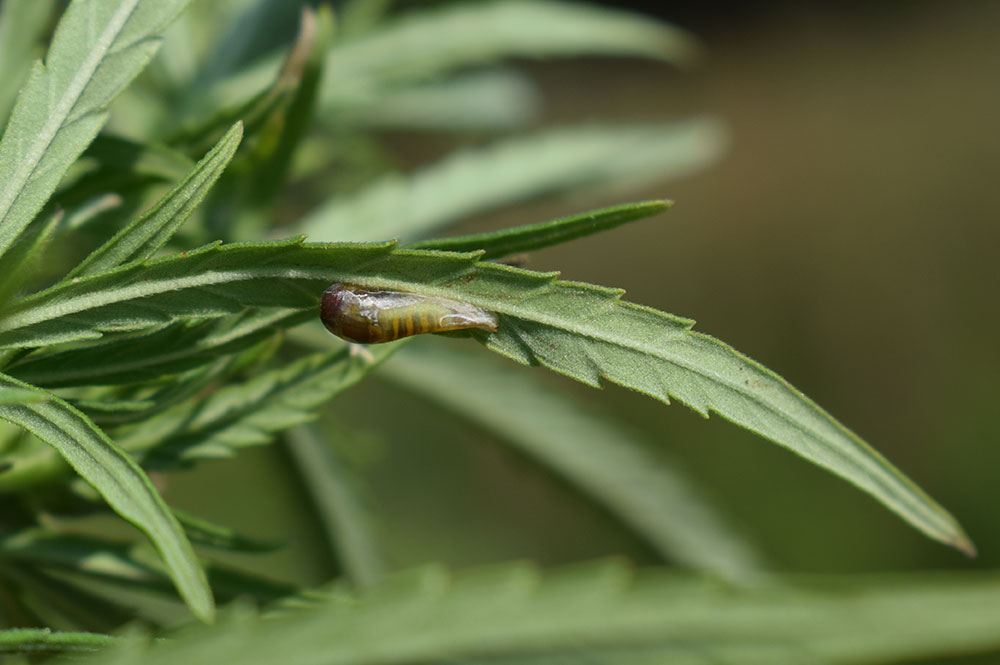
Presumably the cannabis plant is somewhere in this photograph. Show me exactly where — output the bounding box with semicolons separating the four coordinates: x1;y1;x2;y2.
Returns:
0;0;994;663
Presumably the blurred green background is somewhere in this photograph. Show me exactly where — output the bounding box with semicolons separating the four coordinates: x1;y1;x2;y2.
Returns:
165;1;1000;587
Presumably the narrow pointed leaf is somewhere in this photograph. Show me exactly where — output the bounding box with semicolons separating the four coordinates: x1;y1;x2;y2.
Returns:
286;424;386;586
172;508;282;553
247;7;332;208
0;529;295;604
0;374;214;622
379;341;763;581
0;0;56;124
68;121;243;278
8;309;307;387
0;628;117;656
119;345;398;466
75;561;1000;665
0;0;195;260
297;121;721;242
0;387;46;406
408;200;673;259
0;240;970;551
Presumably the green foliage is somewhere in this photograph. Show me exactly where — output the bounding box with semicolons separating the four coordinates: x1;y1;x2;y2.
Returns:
0;0;984;662
70;561;1000;665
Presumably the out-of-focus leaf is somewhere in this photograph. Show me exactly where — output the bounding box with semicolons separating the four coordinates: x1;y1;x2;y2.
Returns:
0;529;296;605
340;69;540;131
285;424;385;586
74;562;1000;665
68;122;243;278
338;0;393;40
0;0;56;124
379;340;763;581
408;200;672;259
82;135;196;183
0;375;214;622
296;120;723;243
172;508;282;553
192;0;699;122
0;0;196;260
2;564;136;632
0;628;117;656
245;6;332;210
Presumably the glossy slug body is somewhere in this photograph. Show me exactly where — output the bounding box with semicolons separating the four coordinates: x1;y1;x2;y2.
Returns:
320;283;499;344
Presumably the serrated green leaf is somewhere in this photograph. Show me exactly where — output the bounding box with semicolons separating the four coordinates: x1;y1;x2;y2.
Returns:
0;375;214;622
73;561;1000;665
0;628;118;656
0;0;195;260
8;309;306;388
379;340;763;582
0;0;57;124
120;344;397;466
285;424;385;586
75;362;231;427
408;200;672;259
297;121;721;243
0;240;971;552
68;121;243;279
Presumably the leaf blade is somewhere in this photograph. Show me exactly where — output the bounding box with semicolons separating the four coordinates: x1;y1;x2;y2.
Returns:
0;0;195;260
407;200;673;259
70;562;1000;665
0;241;970;551
68;121;243;278
0;374;215;622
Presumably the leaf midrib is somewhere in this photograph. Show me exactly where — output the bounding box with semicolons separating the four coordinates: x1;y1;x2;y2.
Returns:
0;0;139;224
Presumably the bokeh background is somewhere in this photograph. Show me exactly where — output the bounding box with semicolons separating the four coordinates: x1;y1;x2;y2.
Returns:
166;0;1000;588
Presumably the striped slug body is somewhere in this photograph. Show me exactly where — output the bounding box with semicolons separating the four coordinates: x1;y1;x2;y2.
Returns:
320;283;499;344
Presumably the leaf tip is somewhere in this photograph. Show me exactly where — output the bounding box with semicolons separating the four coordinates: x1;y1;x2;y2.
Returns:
951;532;977;558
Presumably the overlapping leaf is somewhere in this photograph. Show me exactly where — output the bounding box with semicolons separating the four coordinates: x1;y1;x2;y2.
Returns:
0;0;195;260
0;240;970;552
118;344;398;466
8;309;307;387
68;121;243;278
0;375;214;622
